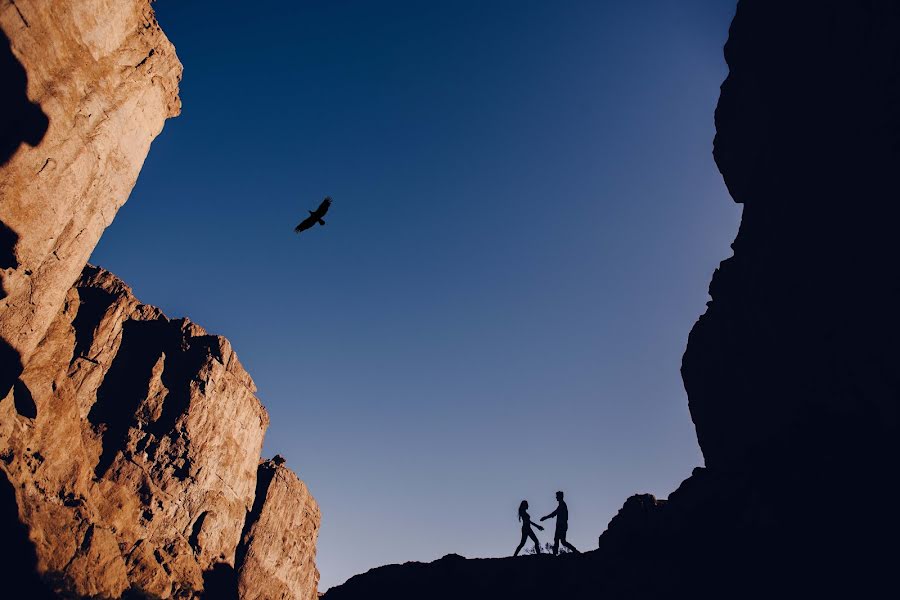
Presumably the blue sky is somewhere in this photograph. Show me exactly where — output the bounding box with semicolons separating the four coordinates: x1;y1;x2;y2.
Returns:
91;0;740;589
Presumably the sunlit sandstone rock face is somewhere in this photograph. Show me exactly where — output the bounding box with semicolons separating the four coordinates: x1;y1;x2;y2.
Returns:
0;0;181;384
238;459;321;600
0;2;320;597
1;267;320;598
5;265;263;597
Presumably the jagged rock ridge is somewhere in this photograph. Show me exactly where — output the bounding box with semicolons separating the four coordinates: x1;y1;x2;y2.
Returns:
238;458;320;600
1;266;320;598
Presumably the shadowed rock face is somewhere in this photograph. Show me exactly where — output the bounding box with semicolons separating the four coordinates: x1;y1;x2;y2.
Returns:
0;267;320;598
677;2;900;587
324;554;608;600
324;1;899;598
684;0;900;474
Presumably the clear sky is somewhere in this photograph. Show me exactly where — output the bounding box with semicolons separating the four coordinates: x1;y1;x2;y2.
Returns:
91;0;740;590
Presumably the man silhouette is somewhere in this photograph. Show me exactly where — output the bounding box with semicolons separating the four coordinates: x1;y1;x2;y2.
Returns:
540;491;579;555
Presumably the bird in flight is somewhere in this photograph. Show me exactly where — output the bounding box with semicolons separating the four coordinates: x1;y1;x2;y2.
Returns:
294;196;332;235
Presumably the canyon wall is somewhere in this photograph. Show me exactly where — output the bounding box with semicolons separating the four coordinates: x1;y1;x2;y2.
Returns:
1;266;321;598
683;0;900;475
0;1;320;598
0;0;181;397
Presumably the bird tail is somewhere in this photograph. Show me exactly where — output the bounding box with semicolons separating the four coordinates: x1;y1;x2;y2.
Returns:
318;219;326;226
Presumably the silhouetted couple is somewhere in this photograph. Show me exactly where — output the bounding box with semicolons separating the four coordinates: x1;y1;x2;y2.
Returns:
514;491;580;556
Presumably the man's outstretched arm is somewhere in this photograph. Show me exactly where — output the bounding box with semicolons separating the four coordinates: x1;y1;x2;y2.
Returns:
540;508;558;521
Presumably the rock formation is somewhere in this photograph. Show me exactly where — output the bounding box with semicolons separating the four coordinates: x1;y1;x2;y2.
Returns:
0;1;321;598
324;553;601;600
0;0;181;400
1;266;320;598
237;459;321;600
683;0;900;476
325;1;899;597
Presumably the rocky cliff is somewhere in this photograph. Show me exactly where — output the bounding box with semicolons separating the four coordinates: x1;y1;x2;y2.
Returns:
1;267;320;598
325;1;899;597
0;0;181;399
237;459;320;600
683;0;900;476
1;1;321;598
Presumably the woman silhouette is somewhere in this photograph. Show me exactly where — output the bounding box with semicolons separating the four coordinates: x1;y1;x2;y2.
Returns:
514;500;544;556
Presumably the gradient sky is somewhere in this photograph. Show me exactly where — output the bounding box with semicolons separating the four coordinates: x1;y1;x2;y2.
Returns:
91;0;740;590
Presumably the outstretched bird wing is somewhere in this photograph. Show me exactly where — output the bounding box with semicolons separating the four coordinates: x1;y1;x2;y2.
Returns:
294;214;317;233
312;196;332;219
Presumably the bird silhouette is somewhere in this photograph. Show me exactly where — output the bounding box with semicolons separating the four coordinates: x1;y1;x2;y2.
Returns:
294;196;332;235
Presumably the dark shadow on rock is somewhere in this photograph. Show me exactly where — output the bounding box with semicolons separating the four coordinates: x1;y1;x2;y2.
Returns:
0;220;22;401
0;26;49;166
0;28;29;403
71;286;116;360
188;511;208;552
88;318;208;479
0;339;23;407
234;460;277;572
201;563;239;600
0;219;18;276
13;377;36;418
0;470;56;599
121;588;165;600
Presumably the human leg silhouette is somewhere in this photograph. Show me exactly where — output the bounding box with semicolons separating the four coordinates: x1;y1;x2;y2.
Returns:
514;530;529;556
560;535;579;553
528;529;541;554
555;530;578;554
